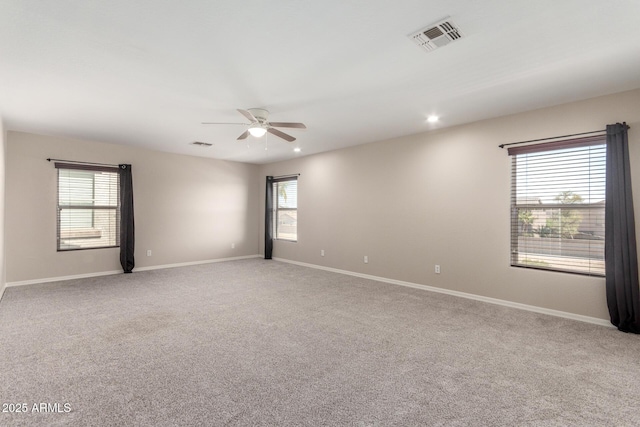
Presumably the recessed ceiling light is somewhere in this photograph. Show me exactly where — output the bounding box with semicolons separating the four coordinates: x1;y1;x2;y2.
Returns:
293;147;301;153
427;115;439;123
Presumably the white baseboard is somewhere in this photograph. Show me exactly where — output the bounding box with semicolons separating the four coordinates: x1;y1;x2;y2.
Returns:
6;254;261;287
6;269;123;287
273;257;614;328
133;255;261;272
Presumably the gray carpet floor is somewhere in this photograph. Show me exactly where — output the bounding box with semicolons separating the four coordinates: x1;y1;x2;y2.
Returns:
1;259;639;426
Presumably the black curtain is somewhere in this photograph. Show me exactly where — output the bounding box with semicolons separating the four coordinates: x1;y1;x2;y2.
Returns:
605;123;640;333
265;176;274;259
119;164;135;273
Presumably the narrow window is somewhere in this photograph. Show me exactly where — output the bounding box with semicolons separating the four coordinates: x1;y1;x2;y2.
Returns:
56;163;120;251
273;177;297;241
509;136;606;276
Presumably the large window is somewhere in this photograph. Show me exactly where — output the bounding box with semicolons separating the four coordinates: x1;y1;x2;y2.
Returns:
273;177;297;241
56;163;120;251
509;136;606;276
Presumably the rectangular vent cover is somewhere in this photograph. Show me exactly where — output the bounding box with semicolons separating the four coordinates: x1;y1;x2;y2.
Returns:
409;17;464;52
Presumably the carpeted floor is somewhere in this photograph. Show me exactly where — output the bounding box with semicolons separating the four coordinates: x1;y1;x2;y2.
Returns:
1;258;639;426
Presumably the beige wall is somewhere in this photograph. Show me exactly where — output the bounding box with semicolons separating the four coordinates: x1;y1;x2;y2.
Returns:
5;132;260;282
0;118;5;297
260;88;640;320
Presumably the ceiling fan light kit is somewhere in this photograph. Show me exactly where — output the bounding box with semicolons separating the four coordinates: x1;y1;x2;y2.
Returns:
248;125;267;137
203;108;306;144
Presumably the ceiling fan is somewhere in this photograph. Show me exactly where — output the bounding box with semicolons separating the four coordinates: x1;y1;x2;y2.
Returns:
202;108;306;143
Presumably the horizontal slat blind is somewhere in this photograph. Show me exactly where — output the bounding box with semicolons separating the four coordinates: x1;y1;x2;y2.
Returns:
273;178;297;241
57;165;120;251
510;138;606;276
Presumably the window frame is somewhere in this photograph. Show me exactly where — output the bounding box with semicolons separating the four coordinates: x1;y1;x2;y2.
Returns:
508;135;606;276
272;176;298;242
55;163;121;252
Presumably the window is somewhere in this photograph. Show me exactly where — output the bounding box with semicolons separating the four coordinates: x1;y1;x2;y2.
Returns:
509;136;606;276
272;177;298;241
56;163;120;251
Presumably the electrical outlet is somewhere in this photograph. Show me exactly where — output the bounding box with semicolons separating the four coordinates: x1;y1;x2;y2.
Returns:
231;243;235;249
364;256;369;264
321;249;325;256
147;250;152;257
435;265;440;274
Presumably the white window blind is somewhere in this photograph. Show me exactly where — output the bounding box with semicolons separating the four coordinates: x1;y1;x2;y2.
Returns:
509;136;606;276
273;178;297;241
56;163;120;251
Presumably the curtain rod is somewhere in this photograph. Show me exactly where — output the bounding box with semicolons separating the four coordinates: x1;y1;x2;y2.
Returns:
272;173;300;179
499;124;631;149
498;130;606;149
47;158;119;167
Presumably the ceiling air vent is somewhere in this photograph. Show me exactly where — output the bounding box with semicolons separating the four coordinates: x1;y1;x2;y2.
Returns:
190;141;213;147
409;17;464;52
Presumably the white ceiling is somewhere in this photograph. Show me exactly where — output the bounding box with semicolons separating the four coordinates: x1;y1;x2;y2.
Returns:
1;1;640;164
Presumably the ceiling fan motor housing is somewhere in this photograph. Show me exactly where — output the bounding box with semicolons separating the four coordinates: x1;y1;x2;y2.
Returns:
248;108;269;123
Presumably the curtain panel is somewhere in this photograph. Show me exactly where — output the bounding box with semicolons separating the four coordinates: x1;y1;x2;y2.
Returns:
605;123;640;333
119;164;135;273
265;176;274;259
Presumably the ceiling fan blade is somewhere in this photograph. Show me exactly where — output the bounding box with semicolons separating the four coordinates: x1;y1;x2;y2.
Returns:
268;122;306;129
237;109;257;123
237;130;250;140
267;127;295;143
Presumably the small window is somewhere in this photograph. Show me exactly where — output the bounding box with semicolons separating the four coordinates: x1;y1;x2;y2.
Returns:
509;136;606;276
273;177;297;241
56;163;120;251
